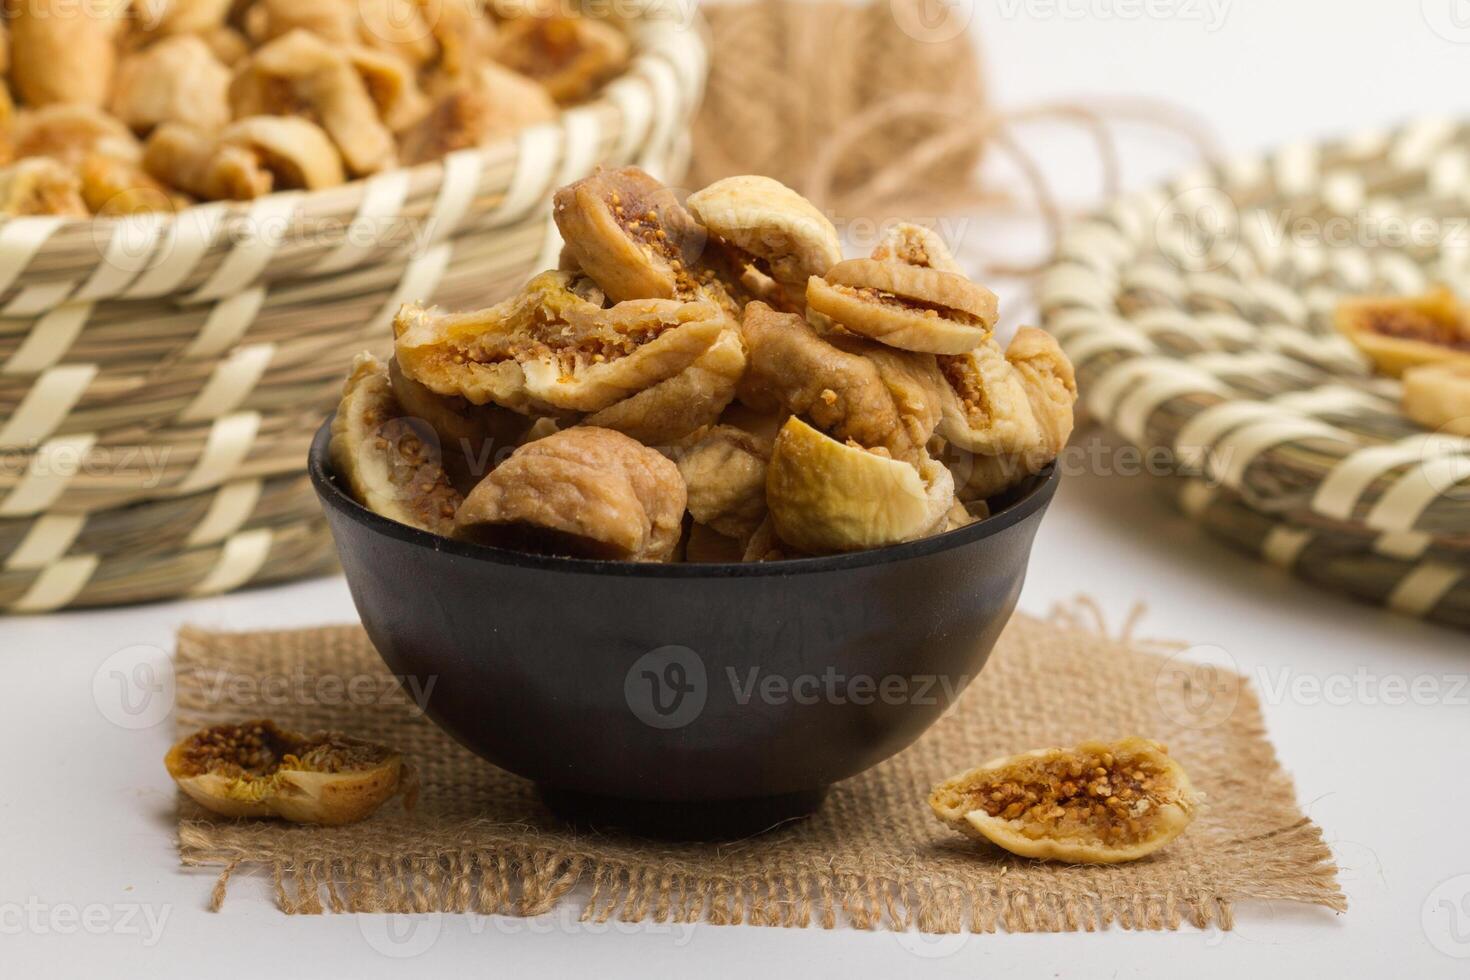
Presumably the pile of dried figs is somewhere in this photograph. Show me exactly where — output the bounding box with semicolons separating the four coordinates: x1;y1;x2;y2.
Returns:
331;166;1078;562
0;0;629;215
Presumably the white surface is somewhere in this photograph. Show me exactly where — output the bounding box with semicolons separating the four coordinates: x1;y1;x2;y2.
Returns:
5;2;1470;976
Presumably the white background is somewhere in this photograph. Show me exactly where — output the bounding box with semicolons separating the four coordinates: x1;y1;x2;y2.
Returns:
5;2;1470;976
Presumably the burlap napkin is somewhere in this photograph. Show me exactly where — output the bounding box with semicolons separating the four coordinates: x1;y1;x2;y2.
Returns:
173;604;1343;932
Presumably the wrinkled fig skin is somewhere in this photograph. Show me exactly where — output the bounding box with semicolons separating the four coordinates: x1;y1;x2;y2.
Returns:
738;302;926;463
456;427;687;562
671;424;770;541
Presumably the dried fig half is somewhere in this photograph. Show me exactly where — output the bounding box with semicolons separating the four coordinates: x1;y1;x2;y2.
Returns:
929;737;1198;863
219;116;347;190
329;353;462;536
583;326;747;444
493;14;629;104
1403;360;1470;436
456;426;686;561
870;222;964;273
394;271;727;414
1335;286;1470;377
165;720;405;826
807;258;998;354
685;175;842;288
552;166;724;305
388;357;528;489
765;416;954;554
943;327;1076;500
142;122;274;200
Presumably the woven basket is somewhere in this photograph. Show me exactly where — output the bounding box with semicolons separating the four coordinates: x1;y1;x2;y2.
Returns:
1041;116;1470;630
0;1;705;613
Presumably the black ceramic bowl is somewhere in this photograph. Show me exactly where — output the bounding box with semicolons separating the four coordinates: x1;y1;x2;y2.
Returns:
309;419;1059;837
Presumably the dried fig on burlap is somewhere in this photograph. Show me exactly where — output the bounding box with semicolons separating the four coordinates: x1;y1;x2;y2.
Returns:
456;426;686;562
930;737;1197;863
166;720;406;826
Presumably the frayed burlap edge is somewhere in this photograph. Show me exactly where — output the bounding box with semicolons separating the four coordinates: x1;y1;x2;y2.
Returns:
174;599;1345;931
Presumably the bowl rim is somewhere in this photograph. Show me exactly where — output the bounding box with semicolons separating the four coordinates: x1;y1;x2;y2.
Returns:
309;416;1060;578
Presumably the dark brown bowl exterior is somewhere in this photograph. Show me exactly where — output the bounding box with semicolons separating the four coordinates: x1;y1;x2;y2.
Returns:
309;419;1058;836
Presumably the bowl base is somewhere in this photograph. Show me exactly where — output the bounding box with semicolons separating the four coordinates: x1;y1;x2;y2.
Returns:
538;786;828;841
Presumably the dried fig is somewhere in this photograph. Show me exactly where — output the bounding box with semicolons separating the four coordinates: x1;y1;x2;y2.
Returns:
231;29;396;175
457;426;686;562
739;302;926;462
930;738;1197;863
944;328;1076;500
685;175;842;288
399;63;555;164
870;222;964;273
10;0;123;108
807;258;998;354
12;105;141;166
1335;286;1470;377
670;423;771;541
394;270;727;414
142;122;273;200
583;326;747;444
388;358;528;489
346;46;430;133
219;115;347;190
0;158;88;217
765;416;954;554
79;155;189;215
330;353;462;536
553;167;728;305
165;720;405;826
112;35;231;134
493;14;629;104
1403;361;1470;436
